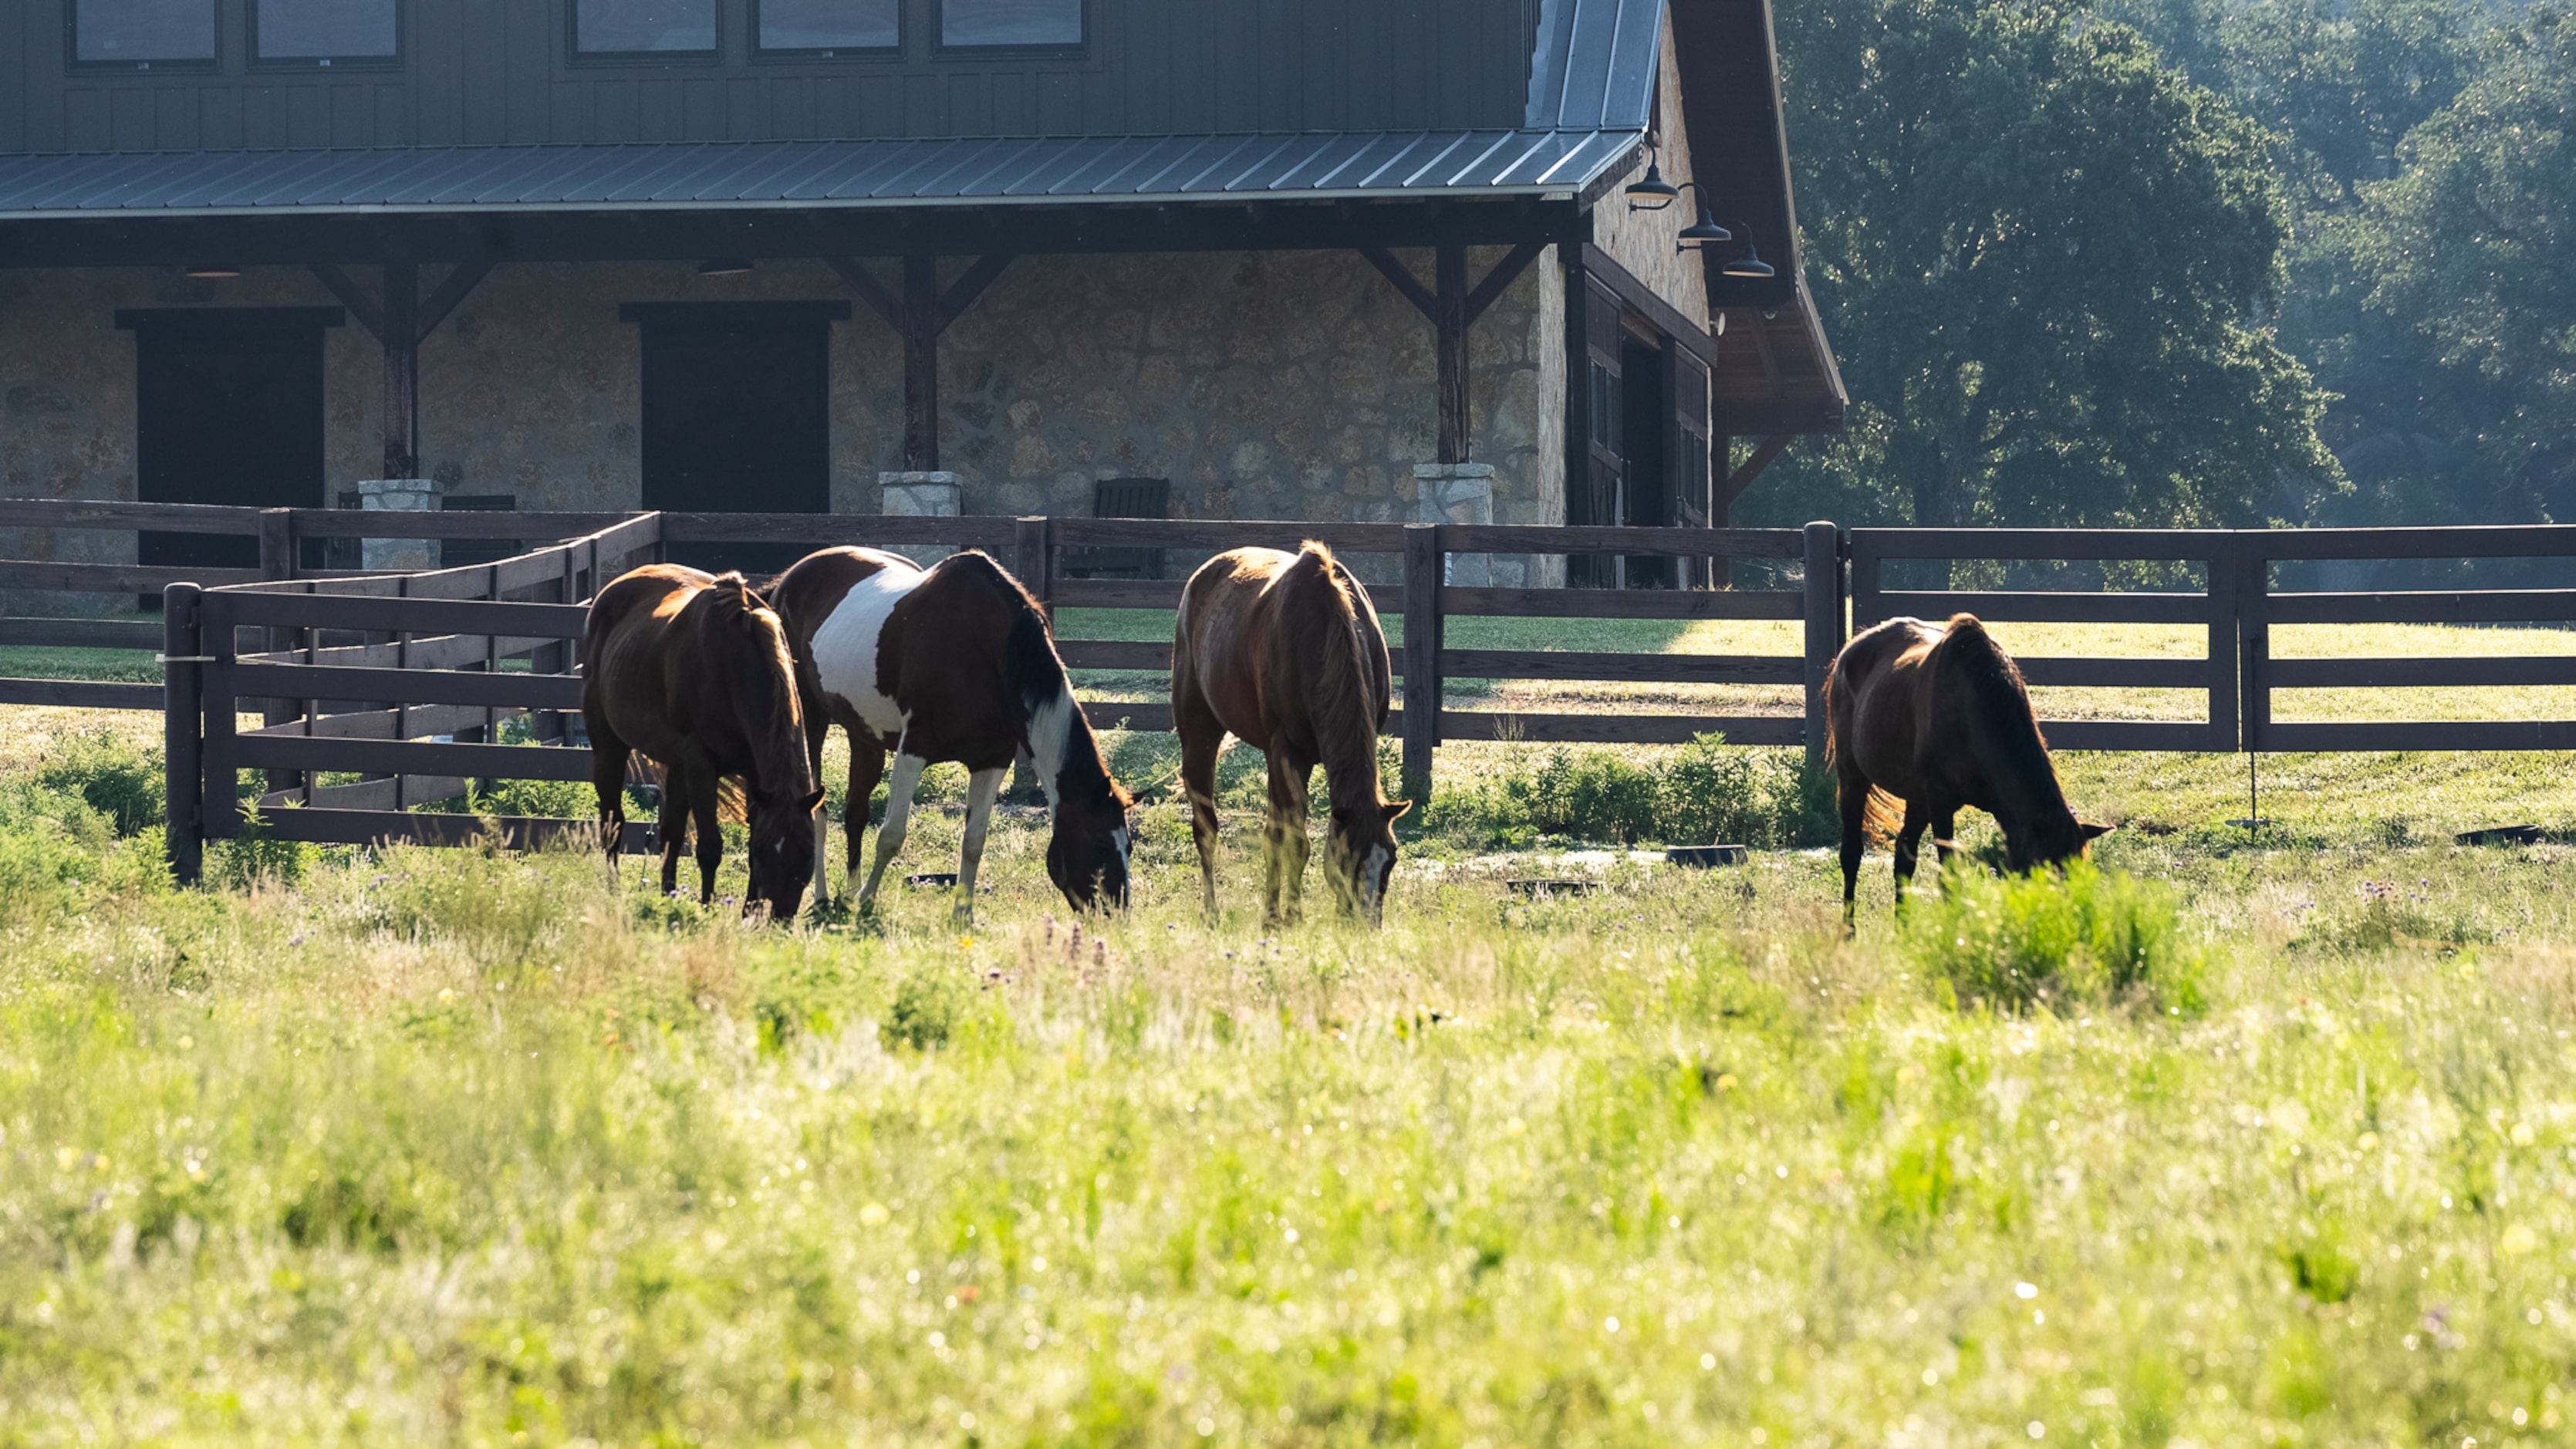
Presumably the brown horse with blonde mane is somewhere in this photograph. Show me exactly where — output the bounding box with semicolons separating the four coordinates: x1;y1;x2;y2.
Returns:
1826;613;2112;918
1172;542;1410;926
582;564;822;919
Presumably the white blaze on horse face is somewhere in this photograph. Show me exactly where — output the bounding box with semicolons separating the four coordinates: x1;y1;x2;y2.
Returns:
809;561;929;739
1024;683;1078;810
1359;842;1393;917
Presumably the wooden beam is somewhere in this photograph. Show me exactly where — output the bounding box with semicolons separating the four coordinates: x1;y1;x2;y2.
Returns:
1716;434;1793;513
1578;243;1720;369
903;252;939;472
825;255;900;327
934;253;1015;334
414;256;494;342
1436;241;1469;465
306;262;385;343
383;258;420;478
1463;239;1548;326
1358;246;1437;319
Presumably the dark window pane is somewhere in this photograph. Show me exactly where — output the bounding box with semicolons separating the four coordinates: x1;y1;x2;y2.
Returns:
577;0;717;52
941;0;1079;47
73;0;214;62
257;0;397;58
761;0;897;49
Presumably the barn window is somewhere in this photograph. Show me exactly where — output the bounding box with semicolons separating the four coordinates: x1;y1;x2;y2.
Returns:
938;0;1082;50
574;0;718;58
757;0;898;55
254;0;400;66
69;0;216;68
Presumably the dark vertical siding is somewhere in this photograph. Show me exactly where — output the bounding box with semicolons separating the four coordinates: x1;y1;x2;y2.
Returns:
1;0;1551;156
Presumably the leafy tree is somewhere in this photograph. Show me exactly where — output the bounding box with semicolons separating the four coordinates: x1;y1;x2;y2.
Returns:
2329;3;2576;518
1759;0;2339;529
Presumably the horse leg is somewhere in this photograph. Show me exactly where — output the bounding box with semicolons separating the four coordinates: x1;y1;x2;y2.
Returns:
1892;798;1931;910
952;767;1007;926
689;768;724;907
856;751;927;914
657;762;691;898
1264;753;1312;928
1838;765;1869;930
844;735;886;905
590;730;630;880
803;711;832;909
1176;704;1226;921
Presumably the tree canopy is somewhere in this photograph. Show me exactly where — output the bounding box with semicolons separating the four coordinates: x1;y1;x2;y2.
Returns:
1751;0;2576;529
1760;0;2339;528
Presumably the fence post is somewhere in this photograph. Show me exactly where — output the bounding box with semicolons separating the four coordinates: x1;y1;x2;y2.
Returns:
2236;532;2269;754
163;583;204;887
255;508;300;795
1401;523;1443;807
1015;516;1051;619
1802;521;1844;768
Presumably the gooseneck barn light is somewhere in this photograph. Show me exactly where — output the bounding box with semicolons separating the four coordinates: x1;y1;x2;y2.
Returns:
1722;243;1776;279
182;262;241;279
1625;147;1772;265
697;258;755;277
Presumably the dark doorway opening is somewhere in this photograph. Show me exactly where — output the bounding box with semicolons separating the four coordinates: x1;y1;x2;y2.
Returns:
626;302;847;578
118;308;339;596
1619;335;1670;588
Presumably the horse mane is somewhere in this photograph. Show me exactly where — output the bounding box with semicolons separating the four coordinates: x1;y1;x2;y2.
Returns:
1939;612;2067;812
1293;542;1389;802
701;572;814;813
944;551;1133;811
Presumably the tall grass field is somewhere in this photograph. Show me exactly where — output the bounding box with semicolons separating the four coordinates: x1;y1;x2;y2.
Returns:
5;697;2576;1445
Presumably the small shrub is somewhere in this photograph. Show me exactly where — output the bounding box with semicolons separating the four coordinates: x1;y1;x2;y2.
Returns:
208;807;315;890
34;730;162;836
883;965;968;1052
1905;860;2205;1015
1431;736;1840;848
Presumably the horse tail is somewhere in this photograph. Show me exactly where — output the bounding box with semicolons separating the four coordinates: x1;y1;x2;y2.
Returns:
1821;631;1907;844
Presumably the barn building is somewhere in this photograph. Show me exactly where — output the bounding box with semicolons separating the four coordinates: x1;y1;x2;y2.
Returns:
0;0;1842;585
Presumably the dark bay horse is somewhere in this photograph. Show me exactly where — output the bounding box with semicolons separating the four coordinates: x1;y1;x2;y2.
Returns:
582;565;823;918
1172;542;1409;926
768;546;1135;923
1826;613;2112;917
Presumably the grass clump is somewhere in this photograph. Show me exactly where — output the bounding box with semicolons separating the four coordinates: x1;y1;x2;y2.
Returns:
1905;859;2205;1015
1430;735;1837;848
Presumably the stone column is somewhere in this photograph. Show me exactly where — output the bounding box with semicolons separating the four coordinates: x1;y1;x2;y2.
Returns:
1415;463;1495;586
879;470;963;567
356;476;441;573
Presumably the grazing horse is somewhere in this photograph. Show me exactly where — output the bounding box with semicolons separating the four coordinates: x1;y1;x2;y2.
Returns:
1171;542;1410;926
767;546;1135;922
582;565;822;919
1826;613;2112;917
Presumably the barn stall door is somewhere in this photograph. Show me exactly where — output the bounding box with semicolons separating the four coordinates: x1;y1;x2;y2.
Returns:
1670;343;1713;586
1572;274;1626;587
627;302;846;576
119;308;339;586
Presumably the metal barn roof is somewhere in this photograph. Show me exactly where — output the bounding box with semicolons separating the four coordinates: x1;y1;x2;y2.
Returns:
0;127;1645;220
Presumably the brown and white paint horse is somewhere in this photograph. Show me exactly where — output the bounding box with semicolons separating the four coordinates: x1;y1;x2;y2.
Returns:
1825;613;2112;919
582;565;823;919
768;545;1136;922
1172;542;1410;926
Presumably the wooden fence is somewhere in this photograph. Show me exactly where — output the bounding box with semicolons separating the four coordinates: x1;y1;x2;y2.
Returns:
0;493;2557;879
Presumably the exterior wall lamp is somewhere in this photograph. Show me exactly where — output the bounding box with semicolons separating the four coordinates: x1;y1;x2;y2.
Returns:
1623;152;1773;274
697;258;755;277
182;263;241;279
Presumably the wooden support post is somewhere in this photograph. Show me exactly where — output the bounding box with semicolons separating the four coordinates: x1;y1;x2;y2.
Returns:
255;508;301;795
903;252;939;471
1802;521;1843;768
163;583;204;887
382;258;420;478
1401;524;1443;807
1014;516;1052;620
1435;242;1470;465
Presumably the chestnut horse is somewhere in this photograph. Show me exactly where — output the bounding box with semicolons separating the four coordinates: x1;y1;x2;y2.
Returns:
767;546;1134;923
582;565;822;919
1826;613;2112;917
1172;542;1409;926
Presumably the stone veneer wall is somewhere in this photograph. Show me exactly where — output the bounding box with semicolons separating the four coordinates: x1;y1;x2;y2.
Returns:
0;247;1563;584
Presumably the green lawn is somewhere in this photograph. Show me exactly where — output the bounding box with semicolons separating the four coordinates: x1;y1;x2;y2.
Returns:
5;711;2576;1443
